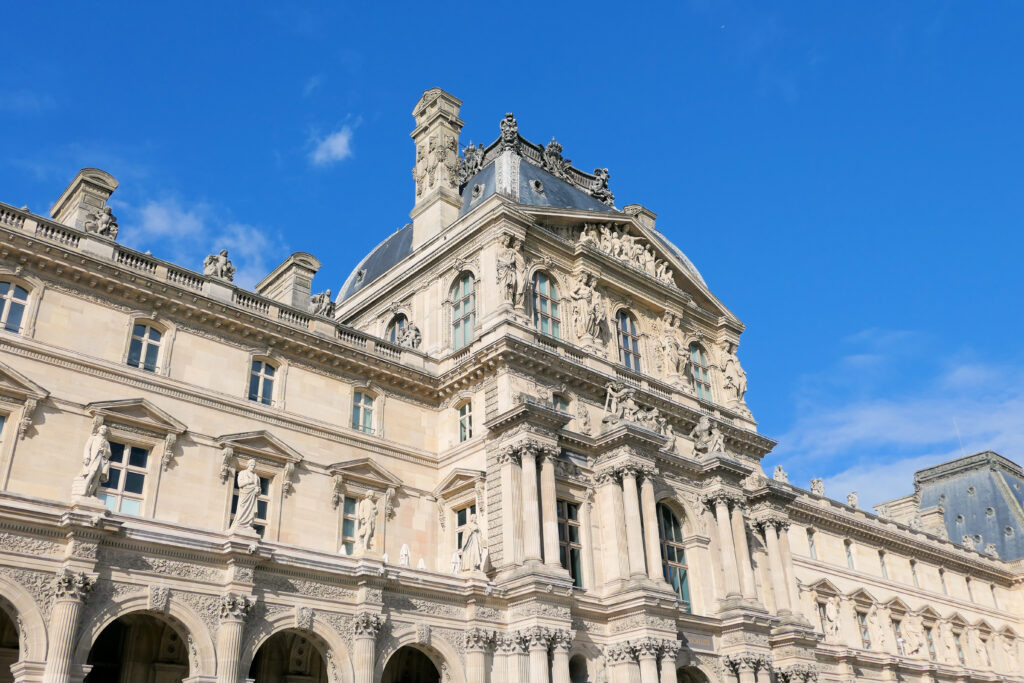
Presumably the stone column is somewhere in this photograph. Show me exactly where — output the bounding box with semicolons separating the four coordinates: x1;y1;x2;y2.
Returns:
726;656;759;683
215;593;254;683
761;519;792;614
539;450;561;568
730;503;757;600
499;448;523;567
777;522;801;617
464;628;493;683
598;471;629;582
521;446;543;563
659;641;680;683
580;488;596;589
620;466;647;578
635;639;661;683
707;494;741;597
607;643;638;683
526;627;551;683
42;570;94;683
550;630;573;683
352;612;384;683
639;469;663;582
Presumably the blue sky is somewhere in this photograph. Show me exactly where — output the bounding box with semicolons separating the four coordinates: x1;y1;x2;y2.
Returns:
3;2;1023;506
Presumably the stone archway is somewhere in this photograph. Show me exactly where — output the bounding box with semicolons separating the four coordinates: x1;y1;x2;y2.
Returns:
83;612;189;682
237;610;353;683
0;601;18;683
381;645;440;683
0;574;48;672
677;665;712;683
249;628;329;682
372;627;465;683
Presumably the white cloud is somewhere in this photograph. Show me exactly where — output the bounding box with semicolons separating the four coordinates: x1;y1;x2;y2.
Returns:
0;90;56;113
310;126;354;165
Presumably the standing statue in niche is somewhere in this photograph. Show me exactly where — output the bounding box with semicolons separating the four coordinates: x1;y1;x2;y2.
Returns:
355;491;378;553
72;423;112;499
84;205;119;238
203;249;236;281
496;236;527;309
824;596;842;643
231;460;260;531
658;313;686;380
575;401;592;436
689;416;725;457
459;513;486;572
570;273;606;343
903;615;924;658
719;343;749;406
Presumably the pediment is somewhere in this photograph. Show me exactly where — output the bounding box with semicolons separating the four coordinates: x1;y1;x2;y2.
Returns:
0;359;48;402
433;468;485;500
947;612;969;626
974;618;994;632
217;430;301;464
327;458;401;489
884;597;911;613
847;587;877;604
998;625;1018;638
88;398;184;434
808;578;841;596
916;606;941;621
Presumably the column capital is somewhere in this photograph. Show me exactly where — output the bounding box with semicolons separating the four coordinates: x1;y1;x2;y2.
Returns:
497;632;528;654
698;490;743;511
524;625;552;650
634;637;662;660
550;628;575;653
219;593;255;622
660;639;681;661
463;627;496;652
53;569;94;602
752;513;790;533
352;611;385;638
776;663;820;682
724;653;772;674
594;468;621;486
604;641;636;663
495;446;521;466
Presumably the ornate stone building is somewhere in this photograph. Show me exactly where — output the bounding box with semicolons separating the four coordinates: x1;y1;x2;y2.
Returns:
0;87;1019;683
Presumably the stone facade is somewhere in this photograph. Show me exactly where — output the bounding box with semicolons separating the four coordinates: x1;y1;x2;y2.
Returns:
0;88;1018;683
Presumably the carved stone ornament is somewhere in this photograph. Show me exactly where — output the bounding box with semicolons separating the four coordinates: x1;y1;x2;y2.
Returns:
809;478;825;497
463;627;495;652
416;622;431;645
219;593;254;621
846;491;858;509
772;465;788;483
53;569;94;602
459;142;485;185
219;446;236;484
295;605;314;630
352;611;385;638
499;113;519;152
203;249;236;282
71;424;111;499
83;205;119;238
161;433;177;469
18;398;38;439
148;585;170;612
689;416;725;457
310;290;336;318
542;138;571;179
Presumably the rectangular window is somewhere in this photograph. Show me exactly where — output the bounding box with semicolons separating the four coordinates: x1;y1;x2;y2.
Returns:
845;541;855;570
557;499;583;587
817;602;828;633
939;569;947;594
965;577;974;602
127;323;162;372
857;611;872;649
807;530;817;560
879;551;888;579
456;504;477;549
925;627;936;660
458;402;472;443
981;637;991;667
231;474;270;536
99;441;149;515
248;360;275;405
340;496;357;554
552;394;570;412
352;391;374;434
991;584;999;609
954;631;965;664
892;619;905;656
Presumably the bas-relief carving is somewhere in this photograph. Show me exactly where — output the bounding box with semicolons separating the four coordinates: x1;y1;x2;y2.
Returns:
99;549;224;583
0;531;62;556
689;416;724;457
509;601;570;620
172;590;221;637
577;223;674;285
383;594;466;619
0;566;58;620
257;572;356;602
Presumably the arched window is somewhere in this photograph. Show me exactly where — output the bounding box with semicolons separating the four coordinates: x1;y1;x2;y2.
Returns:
657;502;690;607
689;343;712;401
248;359;276;405
352;391;375;434
450;273;475;351
127;323;163;372
0;282;29;333
386;314;408;344
532;272;560;338
617;310;641;372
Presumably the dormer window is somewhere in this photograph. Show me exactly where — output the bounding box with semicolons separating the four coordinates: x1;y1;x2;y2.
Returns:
0;282;28;333
617;310;641;372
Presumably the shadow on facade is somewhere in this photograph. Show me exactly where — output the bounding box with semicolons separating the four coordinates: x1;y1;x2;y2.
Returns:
249;628;329;682
84;613;189;682
381;645;440;683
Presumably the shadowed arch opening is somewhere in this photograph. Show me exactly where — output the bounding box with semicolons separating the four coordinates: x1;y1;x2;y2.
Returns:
677;666;711;683
249;628;329;682
569;653;589;682
0;599;17;683
84;613;189;682
382;645;439;683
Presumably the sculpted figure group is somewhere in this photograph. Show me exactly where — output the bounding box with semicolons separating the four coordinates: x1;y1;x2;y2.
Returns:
578;222;674;286
203;249;236;281
84;205;119;238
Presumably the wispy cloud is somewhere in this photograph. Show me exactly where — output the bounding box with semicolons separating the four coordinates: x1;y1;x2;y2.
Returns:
112;197;286;289
310;125;354;166
303;75;324;97
0;90;56;113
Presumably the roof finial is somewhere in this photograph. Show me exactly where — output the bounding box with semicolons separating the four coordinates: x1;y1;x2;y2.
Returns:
499;113;519;152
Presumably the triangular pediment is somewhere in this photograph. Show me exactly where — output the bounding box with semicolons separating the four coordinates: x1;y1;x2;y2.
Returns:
327;457;401;489
88;398;185;434
433;468;485;500
974;618;994;632
0;359;48;401
998;625;1018;638
916;606;941;621
217;431;301;464
884;597;911;613
808;578;841;596
847;587;877;604
947;612;968;626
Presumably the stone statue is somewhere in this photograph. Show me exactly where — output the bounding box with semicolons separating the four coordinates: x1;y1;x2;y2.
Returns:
575;401;592;436
658;316;685;380
984;542;999;558
942;623;958;664
460;142;485;183
72;424;112;499
203;249;236;282
231;460;260;531
399;544;411;567
396;322;422;349
689;416;724;457
847;492;858;508
824;596;841;642
590;167;614;205
868;606;888;651
719;344;748;404
84;205;118;238
355;491;377;552
961;534;976;551
450;550;462;574
603;382;631;420
542;138;570;179
459;513;485;571
1003;635;1019;670
909;515;923;531
903;615;924;658
663;422;679;453
570;273;606;342
310;290;335;317
499;113;518;150
810;478;825;496
773;465;788;483
496;236;526;308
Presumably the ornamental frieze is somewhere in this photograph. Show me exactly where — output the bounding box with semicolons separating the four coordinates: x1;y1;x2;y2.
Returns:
0;566;57;620
0;530;62;557
100;549;224;583
256;571;356;603
383;593;465;619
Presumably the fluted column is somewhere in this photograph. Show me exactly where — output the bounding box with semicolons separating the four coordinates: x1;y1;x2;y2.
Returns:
706;494;741;597
778;522;801;617
580;488;596;588
606;642;638;683
216;593;254;683
539;450;561;567
464;628;494;683
352;612;384;683
521;447;543;563
620;466;647;578
498;448;523;567
659;641;680;683
42;570;93;683
730;503;757;600
526;627;551;683
725;655;765;683
598;471;629;582
639;468;663;582
761;519;792;614
635;639;661;683
551;629;573;683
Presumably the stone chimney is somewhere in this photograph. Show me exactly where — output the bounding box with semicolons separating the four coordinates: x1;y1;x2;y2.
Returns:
255;252;322;309
409;88;464;250
623;204;657;231
50;168;119;231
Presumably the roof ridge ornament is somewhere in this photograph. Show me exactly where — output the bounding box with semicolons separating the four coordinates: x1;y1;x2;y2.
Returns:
542;137;571;180
499;113;519;152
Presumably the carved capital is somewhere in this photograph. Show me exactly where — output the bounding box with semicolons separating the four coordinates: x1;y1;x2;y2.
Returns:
777;664;819;682
752;514;790;533
604;641;636;663
497;632;527;654
550;628;574;653
53;569;94;602
699;490;741;511
524;626;551;649
634;637;662;659
724;653;771;674
495;446;521;466
594;469;621;486
660;639;681;662
219;593;254;621
463;627;496;652
331;474;345;509
352;611;385;638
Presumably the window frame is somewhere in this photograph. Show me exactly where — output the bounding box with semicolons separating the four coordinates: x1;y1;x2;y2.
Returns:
246;357;280;407
844;540;855;570
879;550;888;579
98;438;152;516
340;494;358;555
230;471;272;537
807;529;817;560
857;611;872;649
688;342;713;401
556;498;583;588
457;400;473;443
656;501;691;609
122;316;172;375
450;272;476;351
616;309;642;372
352;389;376;435
455;502;478;551
385;313;409;344
531;271;561;339
0;272;41;337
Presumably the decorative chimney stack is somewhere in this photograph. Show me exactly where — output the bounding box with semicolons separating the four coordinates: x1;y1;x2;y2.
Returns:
255;252;322;310
50;168;119;234
410;88;464;250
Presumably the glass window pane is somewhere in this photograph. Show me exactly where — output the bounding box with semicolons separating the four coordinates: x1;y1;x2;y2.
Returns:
127;338;143;367
231;495;238;514
5;303;24;332
102;469;121;490
248;374;261;401
261;379;273;405
252;360;262;373
342;518;355;537
13;286;27;300
0;283;8;296
257;500;268;519
109;442;125;462
264;364;275;378
144;343;159;371
259;477;270;495
148;327;162;342
344;497;356;515
124;471;145;494
120;498;141;515
128;447;148;468
99;493;116;512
